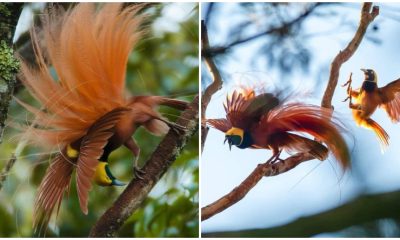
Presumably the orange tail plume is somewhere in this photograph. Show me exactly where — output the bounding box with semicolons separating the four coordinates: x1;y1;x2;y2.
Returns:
267;103;351;169
17;3;146;148
358;117;389;149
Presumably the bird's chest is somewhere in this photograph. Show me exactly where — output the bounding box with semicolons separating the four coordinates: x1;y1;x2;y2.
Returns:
356;91;379;117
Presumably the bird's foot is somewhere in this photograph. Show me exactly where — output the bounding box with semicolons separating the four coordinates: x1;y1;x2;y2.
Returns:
133;166;145;180
157;117;187;134
266;150;282;164
341;72;353;87
271;157;284;164
167;121;187;134
341;80;351;88
266;156;275;164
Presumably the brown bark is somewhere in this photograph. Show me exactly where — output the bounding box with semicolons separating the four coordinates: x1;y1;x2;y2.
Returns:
201;153;314;221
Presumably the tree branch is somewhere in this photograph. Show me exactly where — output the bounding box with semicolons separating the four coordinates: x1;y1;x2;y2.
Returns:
201;153;314;221
201;20;223;152
204;189;400;237
321;3;379;109
89;95;199;237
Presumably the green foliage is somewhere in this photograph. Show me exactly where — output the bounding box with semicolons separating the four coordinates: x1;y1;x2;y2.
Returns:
0;3;198;237
0;3;12;17
0;40;19;91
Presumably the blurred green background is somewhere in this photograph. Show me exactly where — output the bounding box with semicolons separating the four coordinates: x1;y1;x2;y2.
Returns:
0;3;198;237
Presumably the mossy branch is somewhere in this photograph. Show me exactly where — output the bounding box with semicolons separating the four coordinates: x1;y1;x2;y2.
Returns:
0;3;23;142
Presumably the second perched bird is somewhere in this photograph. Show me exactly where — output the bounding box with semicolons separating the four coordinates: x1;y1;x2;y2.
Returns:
342;69;400;148
16;3;188;232
207;87;350;169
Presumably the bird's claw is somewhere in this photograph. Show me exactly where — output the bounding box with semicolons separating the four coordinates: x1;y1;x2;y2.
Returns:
342;96;350;102
133;166;145;180
169;122;187;134
271;157;284;164
266;150;282;164
341;80;351;87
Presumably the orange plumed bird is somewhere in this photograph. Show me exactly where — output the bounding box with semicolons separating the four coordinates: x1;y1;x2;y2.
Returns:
342;69;400;148
207;87;350;169
16;3;188;231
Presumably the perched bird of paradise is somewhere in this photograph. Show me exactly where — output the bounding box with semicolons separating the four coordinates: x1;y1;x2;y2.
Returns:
207;87;350;169
16;3;187;231
342;69;400;148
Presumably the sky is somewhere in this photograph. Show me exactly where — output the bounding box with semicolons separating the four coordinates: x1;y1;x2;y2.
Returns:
201;2;400;235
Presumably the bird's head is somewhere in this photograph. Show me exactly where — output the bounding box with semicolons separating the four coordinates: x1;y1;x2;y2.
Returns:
361;69;377;83
224;127;244;150
93;162;126;187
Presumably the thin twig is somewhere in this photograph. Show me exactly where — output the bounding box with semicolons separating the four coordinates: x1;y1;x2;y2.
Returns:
203;3;320;57
201;20;223;152
89;95;199;237
321;3;379;109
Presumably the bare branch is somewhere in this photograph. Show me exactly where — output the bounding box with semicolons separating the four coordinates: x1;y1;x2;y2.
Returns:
321;3;379;109
201;20;223;152
89;95;199;237
201;153;314;221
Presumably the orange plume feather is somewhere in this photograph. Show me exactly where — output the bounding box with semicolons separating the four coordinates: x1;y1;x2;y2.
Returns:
17;3;146;147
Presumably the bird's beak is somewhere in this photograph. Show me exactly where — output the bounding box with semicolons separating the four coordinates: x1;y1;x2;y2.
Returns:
111;179;126;186
228;141;232;151
360;69;367;73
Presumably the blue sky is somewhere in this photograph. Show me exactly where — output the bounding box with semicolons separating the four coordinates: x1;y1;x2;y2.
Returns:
201;3;400;234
